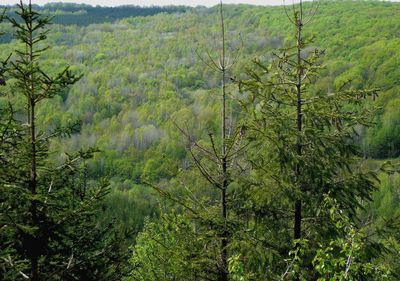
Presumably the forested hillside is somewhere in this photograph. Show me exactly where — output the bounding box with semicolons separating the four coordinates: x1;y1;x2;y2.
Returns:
0;3;188;27
1;1;400;280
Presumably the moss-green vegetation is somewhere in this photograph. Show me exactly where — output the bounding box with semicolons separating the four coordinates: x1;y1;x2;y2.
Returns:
1;1;400;279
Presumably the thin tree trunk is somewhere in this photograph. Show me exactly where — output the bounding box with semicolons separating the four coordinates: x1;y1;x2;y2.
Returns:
219;2;228;280
27;1;39;280
294;1;303;242
293;4;304;281
29;96;39;281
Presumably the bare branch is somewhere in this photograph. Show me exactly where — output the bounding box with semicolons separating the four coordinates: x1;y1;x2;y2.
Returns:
283;0;296;25
189;147;220;188
172;119;219;162
143;180;199;216
303;0;320;26
195;47;220;72
208;132;221;159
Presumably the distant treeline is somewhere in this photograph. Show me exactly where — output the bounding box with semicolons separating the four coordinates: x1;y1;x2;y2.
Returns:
0;3;189;26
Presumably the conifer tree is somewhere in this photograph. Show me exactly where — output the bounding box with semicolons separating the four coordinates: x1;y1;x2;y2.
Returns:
237;0;381;278
189;2;242;279
131;2;245;280
0;2;128;280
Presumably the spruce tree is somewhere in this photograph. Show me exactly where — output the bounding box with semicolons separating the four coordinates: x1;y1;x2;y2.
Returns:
0;2;128;280
237;0;380;278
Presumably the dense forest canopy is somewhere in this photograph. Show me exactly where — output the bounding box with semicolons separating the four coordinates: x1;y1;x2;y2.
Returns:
1;0;400;280
0;3;189;28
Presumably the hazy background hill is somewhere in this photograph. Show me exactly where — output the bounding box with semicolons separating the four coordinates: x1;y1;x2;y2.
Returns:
0;3;189;27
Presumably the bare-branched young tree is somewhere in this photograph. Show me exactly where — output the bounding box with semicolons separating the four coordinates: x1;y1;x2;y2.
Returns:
191;2;244;279
145;2;245;280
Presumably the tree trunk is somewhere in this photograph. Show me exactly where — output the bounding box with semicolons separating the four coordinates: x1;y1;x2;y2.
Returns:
219;2;229;279
27;2;39;279
294;2;304;243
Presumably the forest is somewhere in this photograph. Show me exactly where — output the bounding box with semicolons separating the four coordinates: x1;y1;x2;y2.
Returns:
0;0;400;280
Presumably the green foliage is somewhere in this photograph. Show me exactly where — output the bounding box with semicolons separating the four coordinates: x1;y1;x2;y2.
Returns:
313;196;392;280
0;3;129;280
4;0;393;190
2;1;400;279
125;2;400;280
364;98;400;158
229;255;250;281
232;3;381;278
100;184;158;235
127;213;210;281
0;3;188;29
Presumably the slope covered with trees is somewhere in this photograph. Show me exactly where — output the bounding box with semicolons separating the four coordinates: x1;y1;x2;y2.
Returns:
0;3;188;27
0;0;400;280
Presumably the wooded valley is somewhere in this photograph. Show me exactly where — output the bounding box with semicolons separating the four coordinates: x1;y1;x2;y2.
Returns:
1;0;400;280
